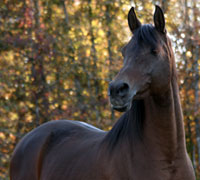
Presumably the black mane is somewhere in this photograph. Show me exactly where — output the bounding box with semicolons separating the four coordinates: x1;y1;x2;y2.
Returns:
134;24;159;49
104;100;145;150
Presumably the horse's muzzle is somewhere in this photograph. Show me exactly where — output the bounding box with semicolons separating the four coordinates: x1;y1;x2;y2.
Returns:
108;81;131;112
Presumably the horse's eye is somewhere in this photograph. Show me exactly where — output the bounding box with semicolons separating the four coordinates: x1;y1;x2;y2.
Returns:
151;48;158;55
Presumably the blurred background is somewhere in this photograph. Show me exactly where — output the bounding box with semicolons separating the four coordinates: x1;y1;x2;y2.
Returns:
0;0;199;179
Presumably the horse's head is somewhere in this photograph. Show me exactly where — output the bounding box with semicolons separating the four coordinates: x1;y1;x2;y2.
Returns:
109;5;173;112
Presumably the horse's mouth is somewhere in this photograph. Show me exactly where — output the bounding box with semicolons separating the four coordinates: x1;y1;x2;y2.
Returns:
113;106;128;112
112;102;131;112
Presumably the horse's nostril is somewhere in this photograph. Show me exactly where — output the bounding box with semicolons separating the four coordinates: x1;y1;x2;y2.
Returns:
117;82;129;97
109;82;129;98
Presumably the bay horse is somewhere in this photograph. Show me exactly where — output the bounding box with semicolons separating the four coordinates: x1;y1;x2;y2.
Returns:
10;6;195;180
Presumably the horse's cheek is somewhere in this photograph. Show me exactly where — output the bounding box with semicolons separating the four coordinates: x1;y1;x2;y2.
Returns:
151;62;170;93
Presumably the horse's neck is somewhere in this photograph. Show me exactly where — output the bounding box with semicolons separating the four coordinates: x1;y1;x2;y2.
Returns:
141;77;186;161
104;76;186;161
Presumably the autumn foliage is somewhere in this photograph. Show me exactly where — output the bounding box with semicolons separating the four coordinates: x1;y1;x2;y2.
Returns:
0;0;199;179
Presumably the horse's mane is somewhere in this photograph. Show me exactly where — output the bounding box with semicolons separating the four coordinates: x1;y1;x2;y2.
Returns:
135;24;159;48
104;100;145;150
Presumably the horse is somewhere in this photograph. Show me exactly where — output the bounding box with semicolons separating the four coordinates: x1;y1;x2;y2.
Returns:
10;6;195;180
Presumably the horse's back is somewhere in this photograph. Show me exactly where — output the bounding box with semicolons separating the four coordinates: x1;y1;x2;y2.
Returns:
10;120;105;180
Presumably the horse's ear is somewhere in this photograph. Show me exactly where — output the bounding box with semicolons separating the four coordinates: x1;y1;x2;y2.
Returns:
153;5;166;33
128;7;141;33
